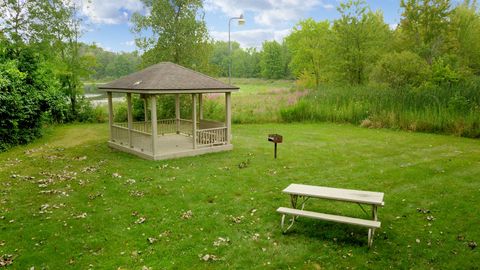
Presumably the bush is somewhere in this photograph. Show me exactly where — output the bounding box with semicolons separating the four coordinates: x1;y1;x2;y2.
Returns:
371;51;430;88
75;97;108;123
280;81;480;138
0;60;42;150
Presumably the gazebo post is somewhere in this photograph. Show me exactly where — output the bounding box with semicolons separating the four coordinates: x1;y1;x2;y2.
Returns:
107;91;114;141
192;94;197;149
175;94;180;134
143;96;148;131
150;95;158;156
199;94;203;120
126;93;133;148
225;92;232;144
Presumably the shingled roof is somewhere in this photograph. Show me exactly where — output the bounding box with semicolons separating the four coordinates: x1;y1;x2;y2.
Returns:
99;62;239;93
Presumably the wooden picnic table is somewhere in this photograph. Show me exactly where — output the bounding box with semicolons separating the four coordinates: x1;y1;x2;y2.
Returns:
277;183;385;247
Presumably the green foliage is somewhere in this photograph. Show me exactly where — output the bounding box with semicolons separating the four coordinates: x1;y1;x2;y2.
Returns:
371;51;430;88
286;19;332;88
0;40;67;151
75;97;108;123
450;1;480;75
132;0;212;72
430;57;461;86
281;81;480;137
398;0;452;63
80;44;141;80
260;40;287;79
210;41;261;78
332;0;391;85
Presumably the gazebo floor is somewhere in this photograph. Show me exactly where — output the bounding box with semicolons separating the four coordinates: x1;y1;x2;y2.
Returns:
109;134;233;160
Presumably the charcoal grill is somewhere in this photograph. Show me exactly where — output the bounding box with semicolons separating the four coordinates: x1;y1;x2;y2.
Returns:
268;134;283;159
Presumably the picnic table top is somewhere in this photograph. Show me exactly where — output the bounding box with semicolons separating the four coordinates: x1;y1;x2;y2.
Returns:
282;184;384;206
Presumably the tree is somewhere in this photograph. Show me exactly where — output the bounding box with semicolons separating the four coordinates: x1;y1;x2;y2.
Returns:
131;0;212;72
286;19;332;88
39;0;90;118
0;0;34;42
398;0;452;63
260;40;286;79
211;41;240;77
332;0;390;85
449;1;480;75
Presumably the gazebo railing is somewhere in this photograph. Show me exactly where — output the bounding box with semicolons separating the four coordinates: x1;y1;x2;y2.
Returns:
196;127;227;146
111;119;227;151
113;119;224;137
131;129;153;153
111;125;129;146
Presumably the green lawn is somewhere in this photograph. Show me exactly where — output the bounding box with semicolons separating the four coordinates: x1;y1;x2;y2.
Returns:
0;123;479;269
212;78;304;123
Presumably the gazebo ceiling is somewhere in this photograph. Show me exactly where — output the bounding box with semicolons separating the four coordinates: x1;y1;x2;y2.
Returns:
99;62;239;94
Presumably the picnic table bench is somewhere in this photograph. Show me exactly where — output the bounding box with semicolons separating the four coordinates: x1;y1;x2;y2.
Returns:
277;184;384;247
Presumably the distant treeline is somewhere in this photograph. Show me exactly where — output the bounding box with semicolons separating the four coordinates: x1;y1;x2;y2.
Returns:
280;0;480;137
80;45;141;81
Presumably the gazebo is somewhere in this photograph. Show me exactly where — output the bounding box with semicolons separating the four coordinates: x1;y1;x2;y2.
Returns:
99;62;239;160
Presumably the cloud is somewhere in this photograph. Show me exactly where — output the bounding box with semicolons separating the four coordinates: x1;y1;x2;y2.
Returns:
79;0;145;25
205;0;334;26
211;28;291;49
122;40;136;46
389;23;398;30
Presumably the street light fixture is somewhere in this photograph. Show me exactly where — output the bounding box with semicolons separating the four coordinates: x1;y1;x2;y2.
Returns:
228;14;245;84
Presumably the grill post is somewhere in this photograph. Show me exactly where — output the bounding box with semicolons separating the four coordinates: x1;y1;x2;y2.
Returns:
274;142;277;159
268;134;283;159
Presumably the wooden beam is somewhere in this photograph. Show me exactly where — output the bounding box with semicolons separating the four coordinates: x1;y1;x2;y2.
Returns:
107;92;114;141
225;92;231;144
192;94;197;149
199;93;203;120
143;98;148;121
127;93;133;148
175;94;180;134
143;97;148;131
151;95;157;155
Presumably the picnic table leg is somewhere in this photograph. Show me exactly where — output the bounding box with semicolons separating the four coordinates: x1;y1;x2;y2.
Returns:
368;205;378;248
281;195;299;233
290;194;298;209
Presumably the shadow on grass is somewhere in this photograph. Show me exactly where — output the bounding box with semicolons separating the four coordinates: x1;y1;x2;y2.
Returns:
282;217;374;247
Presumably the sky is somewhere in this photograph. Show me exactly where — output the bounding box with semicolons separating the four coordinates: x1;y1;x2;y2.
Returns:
79;0;405;53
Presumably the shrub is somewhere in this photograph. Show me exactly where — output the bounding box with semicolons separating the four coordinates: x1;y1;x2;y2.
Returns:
280;81;480;138
371;51;430;88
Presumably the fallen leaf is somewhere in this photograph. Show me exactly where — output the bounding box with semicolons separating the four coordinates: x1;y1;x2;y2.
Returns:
75;213;87;219
200;254;219;262
135;217;146;224
181;210;193;220
125;179;136;185
213;237;230;247
0;254;14;267
147;237;157;244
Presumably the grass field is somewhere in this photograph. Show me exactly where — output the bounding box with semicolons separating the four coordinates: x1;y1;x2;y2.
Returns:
207;78;302;123
1;123;479;269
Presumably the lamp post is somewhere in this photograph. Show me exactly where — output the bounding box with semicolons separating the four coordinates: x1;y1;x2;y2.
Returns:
228;14;245;84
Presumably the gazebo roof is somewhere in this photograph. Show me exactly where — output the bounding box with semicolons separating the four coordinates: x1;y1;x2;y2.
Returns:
99;62;239;94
